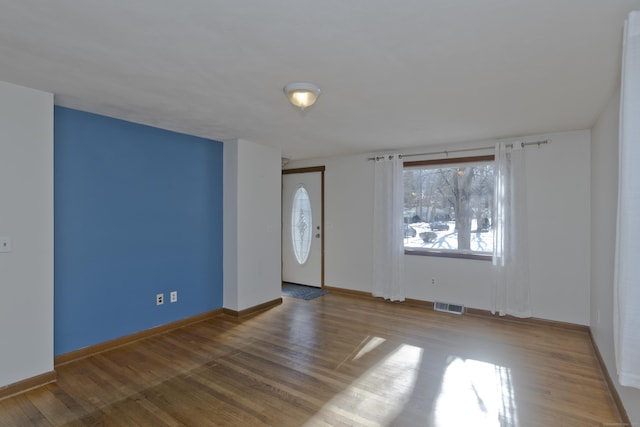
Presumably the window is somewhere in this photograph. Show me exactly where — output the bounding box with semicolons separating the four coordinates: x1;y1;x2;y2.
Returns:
291;185;312;264
403;155;494;259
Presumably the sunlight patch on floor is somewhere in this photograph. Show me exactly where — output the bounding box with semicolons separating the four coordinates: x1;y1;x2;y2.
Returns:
353;336;387;361
432;357;517;427
304;343;423;426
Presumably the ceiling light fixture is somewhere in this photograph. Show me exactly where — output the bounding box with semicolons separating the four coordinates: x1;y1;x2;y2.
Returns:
284;82;321;110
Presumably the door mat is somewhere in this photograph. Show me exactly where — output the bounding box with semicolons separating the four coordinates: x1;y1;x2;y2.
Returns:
282;283;329;300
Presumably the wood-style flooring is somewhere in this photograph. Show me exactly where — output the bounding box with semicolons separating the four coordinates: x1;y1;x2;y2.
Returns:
0;292;623;426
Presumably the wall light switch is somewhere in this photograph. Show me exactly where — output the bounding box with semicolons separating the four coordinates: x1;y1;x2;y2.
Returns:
0;237;12;253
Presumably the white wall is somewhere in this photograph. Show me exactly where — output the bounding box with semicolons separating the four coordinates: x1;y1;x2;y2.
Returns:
287;129;591;325
591;90;640;424
0;81;53;387
224;139;282;312
223;142;239;311
527;131;590;323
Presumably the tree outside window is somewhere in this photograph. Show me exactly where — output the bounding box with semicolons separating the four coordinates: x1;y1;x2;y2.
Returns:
403;156;494;258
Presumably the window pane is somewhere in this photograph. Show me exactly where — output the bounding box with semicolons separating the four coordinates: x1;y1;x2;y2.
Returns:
291;185;312;264
403;162;494;254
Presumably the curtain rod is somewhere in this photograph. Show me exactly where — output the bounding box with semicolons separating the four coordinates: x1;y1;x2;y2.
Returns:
367;139;550;161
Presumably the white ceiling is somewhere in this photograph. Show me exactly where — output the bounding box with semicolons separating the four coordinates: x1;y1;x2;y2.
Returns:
1;1;638;160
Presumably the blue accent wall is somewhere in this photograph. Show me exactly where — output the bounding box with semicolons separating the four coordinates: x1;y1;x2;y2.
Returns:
54;107;223;356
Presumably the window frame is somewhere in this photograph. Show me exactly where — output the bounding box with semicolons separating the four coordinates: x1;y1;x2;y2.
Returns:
403;155;495;261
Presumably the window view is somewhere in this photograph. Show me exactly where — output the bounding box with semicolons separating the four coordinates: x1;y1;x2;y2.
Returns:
403;156;494;257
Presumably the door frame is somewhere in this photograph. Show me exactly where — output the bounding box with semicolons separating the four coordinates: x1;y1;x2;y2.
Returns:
282;166;325;288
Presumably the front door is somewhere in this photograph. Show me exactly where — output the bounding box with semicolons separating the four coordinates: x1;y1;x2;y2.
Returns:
282;168;324;288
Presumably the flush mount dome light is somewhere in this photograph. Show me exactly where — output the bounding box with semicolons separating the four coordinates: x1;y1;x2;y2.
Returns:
284;82;321;110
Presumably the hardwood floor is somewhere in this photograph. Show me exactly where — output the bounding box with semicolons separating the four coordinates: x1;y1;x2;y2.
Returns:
0;292;623;426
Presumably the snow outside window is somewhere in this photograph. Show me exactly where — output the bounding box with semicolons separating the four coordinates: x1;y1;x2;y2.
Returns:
403;157;494;258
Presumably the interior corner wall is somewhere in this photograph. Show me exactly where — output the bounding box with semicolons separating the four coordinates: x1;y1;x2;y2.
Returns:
223;139;281;312
591;90;640;424
0;81;53;387
286;129;591;325
54;107;223;356
223;142;239;311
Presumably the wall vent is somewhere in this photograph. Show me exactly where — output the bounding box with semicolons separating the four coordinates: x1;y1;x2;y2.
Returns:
434;301;465;315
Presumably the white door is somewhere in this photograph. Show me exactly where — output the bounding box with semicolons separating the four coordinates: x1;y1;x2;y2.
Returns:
282;170;323;288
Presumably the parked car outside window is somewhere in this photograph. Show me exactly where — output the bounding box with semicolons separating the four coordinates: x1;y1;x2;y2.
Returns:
429;221;450;231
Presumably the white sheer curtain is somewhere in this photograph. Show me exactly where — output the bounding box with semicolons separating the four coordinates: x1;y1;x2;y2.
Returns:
372;153;405;301
615;10;640;389
492;142;531;317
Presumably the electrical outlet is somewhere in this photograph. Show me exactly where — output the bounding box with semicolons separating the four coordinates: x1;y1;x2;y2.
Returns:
156;293;164;305
431;277;436;286
170;291;177;303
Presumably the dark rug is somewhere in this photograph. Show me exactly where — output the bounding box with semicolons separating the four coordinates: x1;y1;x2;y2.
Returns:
282;283;329;300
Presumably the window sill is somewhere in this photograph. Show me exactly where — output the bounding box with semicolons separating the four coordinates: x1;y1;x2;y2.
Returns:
404;248;492;261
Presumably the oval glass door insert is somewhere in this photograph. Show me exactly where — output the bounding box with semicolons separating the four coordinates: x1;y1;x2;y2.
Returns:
291;185;312;264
